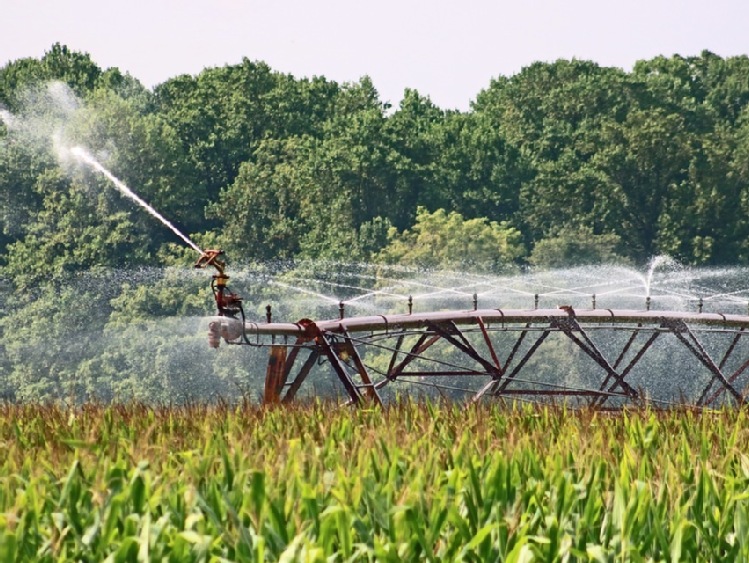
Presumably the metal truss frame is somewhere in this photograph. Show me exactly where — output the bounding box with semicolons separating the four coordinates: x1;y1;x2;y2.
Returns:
207;308;749;408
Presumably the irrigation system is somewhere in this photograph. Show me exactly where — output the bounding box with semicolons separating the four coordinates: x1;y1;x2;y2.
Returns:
196;250;749;409
44;134;749;409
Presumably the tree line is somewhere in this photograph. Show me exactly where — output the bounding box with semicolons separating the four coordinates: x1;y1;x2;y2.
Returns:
2;43;749;401
4;44;749;275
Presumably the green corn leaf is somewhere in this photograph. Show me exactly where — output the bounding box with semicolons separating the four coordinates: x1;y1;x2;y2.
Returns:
0;532;18;563
112;537;138;563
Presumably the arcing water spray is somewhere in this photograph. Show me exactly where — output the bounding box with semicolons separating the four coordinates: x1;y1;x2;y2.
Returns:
71;146;203;254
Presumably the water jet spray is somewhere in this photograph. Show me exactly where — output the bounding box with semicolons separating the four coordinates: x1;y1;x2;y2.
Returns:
70;146;203;254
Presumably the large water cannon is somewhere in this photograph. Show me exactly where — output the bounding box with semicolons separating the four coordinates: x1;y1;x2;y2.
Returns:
194;249;243;318
194;249;247;348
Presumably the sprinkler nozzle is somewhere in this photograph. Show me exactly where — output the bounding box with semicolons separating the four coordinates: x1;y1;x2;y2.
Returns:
195;249;243;318
194;249;226;276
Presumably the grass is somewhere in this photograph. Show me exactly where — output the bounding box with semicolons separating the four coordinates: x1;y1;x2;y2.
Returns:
2;400;749;561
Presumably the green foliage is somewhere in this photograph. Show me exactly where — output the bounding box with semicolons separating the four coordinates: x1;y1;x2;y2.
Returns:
0;43;102;108
209;136;311;261
529;226;627;268
5;45;749;276
378;207;525;271
3;403;749;560
3;169;148;287
153;59;339;205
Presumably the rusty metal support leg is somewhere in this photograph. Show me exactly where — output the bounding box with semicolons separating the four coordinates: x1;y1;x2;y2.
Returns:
375;333;443;390
664;323;745;406
476;317;503;372
471;319;508;403
318;333;364;405
427;321;503;378
492;329;552;396
596;332;660;407
386;335;405;379
613;324;642;369
263;345;288;404
281;349;320;404
704;358;749;406
342;331;383;406
481;326;531;398
551;318;638;400
504;326;530;369
719;328;745;371
697;328;745;406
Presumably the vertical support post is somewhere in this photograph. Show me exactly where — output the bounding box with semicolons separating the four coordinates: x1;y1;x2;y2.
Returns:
534;294;539;309
266;304;272;323
408;295;413;314
339;302;345;319
592;294;596;309
473;293;478;311
263;345;287;404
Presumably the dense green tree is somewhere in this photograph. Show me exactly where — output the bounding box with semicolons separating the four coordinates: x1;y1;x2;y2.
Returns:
473;60;635;153
702;54;749;123
377;207;525;271
211;78;425;262
431;111;528;224
471;60;640;247
0;133;52;253
528;226;626;268
209;136;310;261
0;283;109;401
67;87;202;237
725;108;749;262
383;89;444;222
0;43;102;109
589;108;694;261
3;169;148;288
153;60;339;211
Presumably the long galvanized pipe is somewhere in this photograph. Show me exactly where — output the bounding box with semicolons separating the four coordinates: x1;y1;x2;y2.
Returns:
208;308;749;343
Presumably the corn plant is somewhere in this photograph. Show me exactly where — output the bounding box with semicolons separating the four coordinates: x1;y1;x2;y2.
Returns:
2;401;749;561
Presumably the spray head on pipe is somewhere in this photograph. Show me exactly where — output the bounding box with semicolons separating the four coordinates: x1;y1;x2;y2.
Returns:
194;249;226;277
195;249;243;318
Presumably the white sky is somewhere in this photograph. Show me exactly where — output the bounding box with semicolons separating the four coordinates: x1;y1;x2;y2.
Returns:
3;0;748;111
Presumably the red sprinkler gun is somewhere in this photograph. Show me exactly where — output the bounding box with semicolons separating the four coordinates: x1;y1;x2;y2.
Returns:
194;249;243;318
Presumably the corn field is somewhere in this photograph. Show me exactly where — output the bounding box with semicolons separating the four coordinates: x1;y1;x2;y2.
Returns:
2;401;749;561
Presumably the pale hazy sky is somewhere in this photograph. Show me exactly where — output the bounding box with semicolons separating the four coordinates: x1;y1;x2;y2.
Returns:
3;0;748;110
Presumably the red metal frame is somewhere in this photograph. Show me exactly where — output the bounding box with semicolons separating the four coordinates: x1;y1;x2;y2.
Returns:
207;307;749;408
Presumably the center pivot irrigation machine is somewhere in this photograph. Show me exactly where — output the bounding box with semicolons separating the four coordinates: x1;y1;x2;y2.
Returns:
195;250;749;408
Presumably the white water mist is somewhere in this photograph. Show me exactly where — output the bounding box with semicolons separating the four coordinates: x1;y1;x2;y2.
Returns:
0;108;13;129
71;146;203;254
